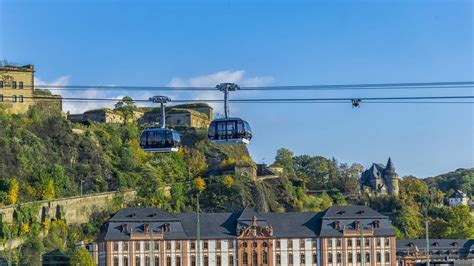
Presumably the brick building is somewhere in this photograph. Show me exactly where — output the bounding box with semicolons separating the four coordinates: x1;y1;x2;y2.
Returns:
93;205;397;266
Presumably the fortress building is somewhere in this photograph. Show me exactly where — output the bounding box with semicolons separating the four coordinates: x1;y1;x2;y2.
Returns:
0;61;62;114
360;158;400;196
0;62;35;114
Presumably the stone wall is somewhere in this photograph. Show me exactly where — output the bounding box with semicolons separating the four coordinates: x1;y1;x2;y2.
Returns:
0;190;137;225
0;64;35;114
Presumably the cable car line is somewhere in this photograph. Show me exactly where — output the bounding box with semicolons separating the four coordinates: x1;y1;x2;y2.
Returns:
25;95;474;103
30;81;474;91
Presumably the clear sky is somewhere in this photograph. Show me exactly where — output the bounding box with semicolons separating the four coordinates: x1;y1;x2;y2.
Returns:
1;0;473;178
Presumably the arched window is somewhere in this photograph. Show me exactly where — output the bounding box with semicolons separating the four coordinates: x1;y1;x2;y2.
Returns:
243;252;248;265
191;255;196;266
123;256;129;266
216;255;221;266
176;256;181;266
263;251;268;264
252;252;258;265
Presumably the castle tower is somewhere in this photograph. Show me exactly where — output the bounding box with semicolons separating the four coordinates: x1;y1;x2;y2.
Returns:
383;157;399;196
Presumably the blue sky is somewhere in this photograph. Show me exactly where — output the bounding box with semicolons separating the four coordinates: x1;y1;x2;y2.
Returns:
1;0;473;177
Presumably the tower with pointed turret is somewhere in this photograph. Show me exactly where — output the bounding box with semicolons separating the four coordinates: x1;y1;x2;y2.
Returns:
360;157;400;196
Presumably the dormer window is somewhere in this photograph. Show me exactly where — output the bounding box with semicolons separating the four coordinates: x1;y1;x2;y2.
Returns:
373;220;380;228
334;221;340;230
452;242;458;247
434;241;439;247
162;223;171;232
337;211;346;215
144;223;149;233
354;221;360;229
356;210;365;215
122;223;129;233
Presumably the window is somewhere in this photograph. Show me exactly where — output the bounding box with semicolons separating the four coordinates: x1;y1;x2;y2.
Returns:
0;94;3;102
12;95;17;102
19;82;23;89
337;253;342;263
289;253;294;265
135;242;141;251
313;253;318;264
288;239;293;248
376;239;381;247
312;240;317;248
356;239;361;247
276;254;281;265
176;256;181;266
243;252;248;265
365;252;370;262
357;253;361;263
191;242;195;250
385;252;390;262
263;252;268;264
12;81;17;89
123;256;129;266
166;242;171;250
253;242;257;248
348;252;353;263
301;253;306;264
243;242;248;248
229;240;234;249
0;81;3;88
203;241;208;250
175;241;181;250
347;239;352;247
252;252;258;265
113;242;119;251
300;239;305;249
191;256;196;266
216;255;221;266
166;256;171;266
204;255;209;266
216;240;221;249
365;239;370;247
123;242;129;251
145;241;150;251
376;252;381;263
337;239;342;247
327;239;332;248
154;241;160;250
263;242;268;247
114;257;119;266
276;240;281;249
384;238;390;247
155;256;160;266
19;95;23;103
136;256;141;266
145;256;151;266
229;255;234;265
327;253;332;263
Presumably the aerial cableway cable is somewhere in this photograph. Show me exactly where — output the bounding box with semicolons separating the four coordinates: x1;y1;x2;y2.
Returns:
24;95;474;103
28;81;474;91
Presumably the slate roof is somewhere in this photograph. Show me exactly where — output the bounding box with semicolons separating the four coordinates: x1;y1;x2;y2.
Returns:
397;239;474;260
99;205;394;241
449;190;469;199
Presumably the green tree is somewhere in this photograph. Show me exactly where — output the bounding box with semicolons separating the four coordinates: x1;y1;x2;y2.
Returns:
274;148;295;177
70;247;95;266
393;207;423;238
114;96;137;124
443;205;474;238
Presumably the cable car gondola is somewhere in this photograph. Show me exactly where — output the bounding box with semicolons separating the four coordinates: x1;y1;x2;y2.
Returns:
208;83;252;144
140;96;181;153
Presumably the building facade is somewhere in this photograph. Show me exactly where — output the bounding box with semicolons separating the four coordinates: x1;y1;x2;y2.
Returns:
396;239;474;266
0;63;35;114
447;190;469;207
95;205;397;266
360;158;400;196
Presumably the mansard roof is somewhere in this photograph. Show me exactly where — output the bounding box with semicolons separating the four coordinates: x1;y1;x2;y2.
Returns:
396;239;474;260
99;205;394;241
